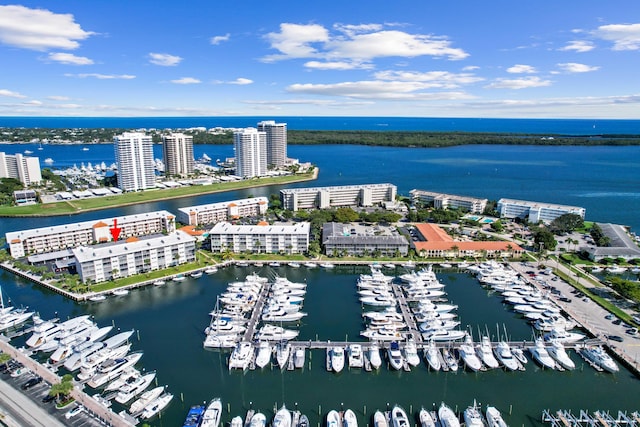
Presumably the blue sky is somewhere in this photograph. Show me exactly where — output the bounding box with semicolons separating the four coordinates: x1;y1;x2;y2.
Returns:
0;1;639;118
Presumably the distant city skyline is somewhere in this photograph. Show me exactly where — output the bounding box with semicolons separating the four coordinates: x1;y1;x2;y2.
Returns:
0;1;639;118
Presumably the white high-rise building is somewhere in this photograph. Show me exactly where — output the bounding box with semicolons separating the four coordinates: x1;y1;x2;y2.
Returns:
162;133;194;177
233;127;267;178
0;152;42;186
114;132;155;192
257;120;287;167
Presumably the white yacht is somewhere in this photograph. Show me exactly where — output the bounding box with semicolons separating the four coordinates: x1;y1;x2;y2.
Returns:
255;341;272;368
543;328;585;343
115;371;156;404
128;386;165;415
104;368;139;392
368;343;382;369
476;336;500;369
387;341;404;370
348;344;364;368
293;347;305;369
204;267;218;275
392;406;410;427
485;406;508;427
547;340;576;370
442;348;459;372
200;398;223;427
331;346;345;373
140;393;173;420
493;341;519;371
528;338;556;370
403;339;421;367
228;342;253;370
579;345;619;373
424;340;441;371
361;327;404;341
459;335;483;372
273;405;292;427
250;412;267;427
276;341;291;369
422;328;466;342
254;325;299;341
419;408;436;427
344;409;358;427
87;351;144;388
374;411;388;427
303;262;317;268
438;403;461;427
464;401;485;427
327;410;341;427
26;315;91;348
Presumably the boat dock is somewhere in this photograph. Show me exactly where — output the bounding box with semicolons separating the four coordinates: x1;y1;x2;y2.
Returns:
390;283;422;343
542;410;640;427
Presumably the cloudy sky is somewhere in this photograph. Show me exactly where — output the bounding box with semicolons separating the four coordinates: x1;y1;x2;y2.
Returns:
1;1;639;118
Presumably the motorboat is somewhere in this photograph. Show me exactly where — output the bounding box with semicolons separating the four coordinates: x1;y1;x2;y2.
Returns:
403;339;421;367
459;335;483;372
276;341;291;369
319;263;334;269
262;309;307;323
373;411;389;427
104;368;139;392
485;406;508;427
0;308;34;331
547;340;576;370
419;408;436;427
327;410;341;427
361;327;404;341
438;403;460;427
463;401;485;427
230;416;243;427
360;296;396;307
543;328;585;343
348;344;364;368
368;343;382;369
303;262;317;268
579;345;619;373
190;271;203;279
391;405;410;427
140;393;173;420
511;347;528;366
205;267;218;275
273;405;292;427
77;343;132;381
288;262;301;268
422;328;466;342
414;310;457;323
204;334;240;349
26;314;91;348
363;309;404;323
419;319;460;332
493;341;519;371
424;340;441;371
87;351;144;388
89;295;107;302
200;398;223;427
229;342;253;370
128;386;165;415
299;414;310;427
476;336;500;369
344;409;358;427
293;347;305;369
534;315;577;332
153;280;166;286
115;371;156;404
173;274;186;282
112;288;130;296
255;341;272;368
250;412;267;427
254;325;299;341
528;338;556;370
331;346;345;373
387;341;404;370
442;348;459;372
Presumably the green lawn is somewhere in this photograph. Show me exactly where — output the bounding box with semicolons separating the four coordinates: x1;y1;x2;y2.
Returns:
0;172;315;217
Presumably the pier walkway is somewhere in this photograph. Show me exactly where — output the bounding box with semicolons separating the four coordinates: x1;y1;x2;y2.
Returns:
542;409;640;427
390;283;423;343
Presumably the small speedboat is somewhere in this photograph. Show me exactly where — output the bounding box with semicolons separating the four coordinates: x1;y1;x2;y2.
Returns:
419;409;436;427
327;410;341;427
391;406;409;427
373;411;388;427
438;403;460;427
387;341;404;370
273;405;292;427
485;406;508;427
463;401;484;427
344;409;358;427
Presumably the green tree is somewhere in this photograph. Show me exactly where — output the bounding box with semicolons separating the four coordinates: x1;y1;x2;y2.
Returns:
334;207;359;223
532;227;557;251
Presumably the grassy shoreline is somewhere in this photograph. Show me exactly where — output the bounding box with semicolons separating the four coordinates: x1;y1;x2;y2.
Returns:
0;170;317;217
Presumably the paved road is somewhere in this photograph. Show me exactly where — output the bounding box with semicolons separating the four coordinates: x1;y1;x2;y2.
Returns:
0;378;66;427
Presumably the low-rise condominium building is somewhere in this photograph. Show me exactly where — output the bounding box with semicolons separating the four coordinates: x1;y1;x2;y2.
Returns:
280;183;397;211
72;231;196;283
322;222;408;257
410;189;488;214
497;198;585;224
176;197;269;226
209;221;310;254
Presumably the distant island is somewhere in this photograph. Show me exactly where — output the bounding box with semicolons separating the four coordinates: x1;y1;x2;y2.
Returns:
2;127;640;148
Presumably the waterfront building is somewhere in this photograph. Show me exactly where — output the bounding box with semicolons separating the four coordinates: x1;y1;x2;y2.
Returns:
322;222;409;257
233;128;267;178
176;197;269;226
208;221;309;254
584;223;640;261
114;132;155;191
497;198;585;224
73;231;196;283
257;120;287;167
13;189;37;204
5;210;177;259
280;183;397;211
0;152;42;186
410;189;487;214
413;223;524;258
162;133;194;177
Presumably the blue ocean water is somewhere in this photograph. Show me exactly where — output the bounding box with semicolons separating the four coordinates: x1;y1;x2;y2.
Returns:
2;116;640;134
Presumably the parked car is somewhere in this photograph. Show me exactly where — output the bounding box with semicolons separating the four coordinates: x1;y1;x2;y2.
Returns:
21;376;43;390
65;405;84;419
42;393;56;403
607;335;624;342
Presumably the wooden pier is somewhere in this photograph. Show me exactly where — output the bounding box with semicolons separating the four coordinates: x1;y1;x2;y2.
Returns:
542;410;640;427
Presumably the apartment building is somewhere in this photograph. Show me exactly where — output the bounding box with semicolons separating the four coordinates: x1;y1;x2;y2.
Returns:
280;184;397;211
176;197;269;226
410;189;488;214
209;221;310;254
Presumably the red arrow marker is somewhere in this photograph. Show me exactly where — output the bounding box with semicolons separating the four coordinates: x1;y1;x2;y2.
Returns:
110;218;122;241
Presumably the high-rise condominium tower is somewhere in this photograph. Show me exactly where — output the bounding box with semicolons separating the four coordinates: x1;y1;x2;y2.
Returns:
114;132;155;191
162;133;194;177
257;120;287;167
233;128;266;178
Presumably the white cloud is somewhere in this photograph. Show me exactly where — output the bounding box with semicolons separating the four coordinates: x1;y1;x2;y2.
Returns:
506;64;537;74
373;70;484;87
229;78;253;85
556;62;600;73
0;5;93;51
0;89;27;98
47;95;70;101
148;52;182;66
486;76;552;89
263;23;468;63
210;33;230;45
170;77;201;84
65;73;136;79
593;23;640;51
304;60;372;70
559;40;595;52
22;100;42;106
462;65;480;71
47;52;94;65
287;80;474;100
